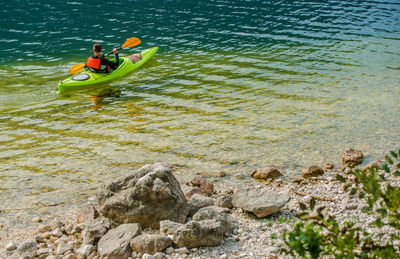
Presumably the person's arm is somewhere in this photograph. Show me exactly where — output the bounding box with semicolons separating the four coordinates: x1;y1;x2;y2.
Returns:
101;49;120;70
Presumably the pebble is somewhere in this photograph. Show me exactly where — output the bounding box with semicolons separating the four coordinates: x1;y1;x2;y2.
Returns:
142;254;156;259
56;241;73;255
52;228;63;237
165;247;175;255
6;241;17;251
39;225;52;233
36;247;52;256
175;247;189;254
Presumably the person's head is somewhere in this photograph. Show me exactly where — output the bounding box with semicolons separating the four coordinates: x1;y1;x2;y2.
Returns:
93;43;102;55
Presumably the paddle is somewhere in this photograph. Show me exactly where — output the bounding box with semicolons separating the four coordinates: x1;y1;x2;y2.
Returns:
69;37;141;74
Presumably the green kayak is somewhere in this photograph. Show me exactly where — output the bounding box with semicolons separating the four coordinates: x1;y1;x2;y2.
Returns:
58;46;158;94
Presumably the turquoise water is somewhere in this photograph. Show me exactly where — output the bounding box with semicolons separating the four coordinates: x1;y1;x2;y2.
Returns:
0;1;399;226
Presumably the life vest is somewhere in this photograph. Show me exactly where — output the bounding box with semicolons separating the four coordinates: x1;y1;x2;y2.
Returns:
86;56;101;69
86;56;110;73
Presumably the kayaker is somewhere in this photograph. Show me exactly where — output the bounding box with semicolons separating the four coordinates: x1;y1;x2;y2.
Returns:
85;43;119;73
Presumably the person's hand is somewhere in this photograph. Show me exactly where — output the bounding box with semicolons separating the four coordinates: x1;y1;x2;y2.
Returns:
112;48;118;54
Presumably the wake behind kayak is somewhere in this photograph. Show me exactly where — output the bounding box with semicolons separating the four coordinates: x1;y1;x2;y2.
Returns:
58;46;158;94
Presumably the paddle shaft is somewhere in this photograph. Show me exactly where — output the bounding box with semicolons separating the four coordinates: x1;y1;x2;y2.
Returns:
104;47;122;57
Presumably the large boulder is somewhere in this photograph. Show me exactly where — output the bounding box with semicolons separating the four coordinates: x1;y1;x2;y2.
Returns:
97;163;190;229
130;234;172;255
342;149;363;168
97;223;142;259
232;188;290;218
173;220;224;248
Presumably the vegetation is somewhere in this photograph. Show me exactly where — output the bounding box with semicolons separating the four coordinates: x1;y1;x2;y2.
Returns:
281;150;400;258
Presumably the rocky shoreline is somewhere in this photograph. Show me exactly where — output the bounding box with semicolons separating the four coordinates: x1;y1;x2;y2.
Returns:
1;149;399;259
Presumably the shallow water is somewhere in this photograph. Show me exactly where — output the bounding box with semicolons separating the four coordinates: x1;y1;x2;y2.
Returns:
0;1;399;227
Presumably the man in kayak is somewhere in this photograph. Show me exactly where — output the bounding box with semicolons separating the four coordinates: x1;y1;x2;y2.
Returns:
85;43;119;73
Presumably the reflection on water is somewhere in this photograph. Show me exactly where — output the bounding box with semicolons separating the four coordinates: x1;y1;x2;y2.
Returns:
0;0;399;227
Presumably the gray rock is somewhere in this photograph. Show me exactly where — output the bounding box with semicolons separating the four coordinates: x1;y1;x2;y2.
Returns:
302;166;324;178
154;252;164;259
56;241;73;255
82;217;111;245
215;194;233;209
97;163;190;229
181;185;203;201
76;244;95;258
17;238;37;254
192;207;238;235
130;234;172;255
232;188;290;218
189;194;214;209
165;247;175;255
173;219;224;248
6;241;17;251
77;203;100;224
251;167;283;180
186;176;214;195
342;149;363;168
159;220;183;235
98;223;142;259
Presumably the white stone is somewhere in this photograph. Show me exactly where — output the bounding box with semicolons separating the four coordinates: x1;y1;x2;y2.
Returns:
142;254;156;259
6;241;17;251
52;228;63;237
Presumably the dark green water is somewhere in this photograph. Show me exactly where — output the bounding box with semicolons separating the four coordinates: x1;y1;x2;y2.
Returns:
0;1;399;226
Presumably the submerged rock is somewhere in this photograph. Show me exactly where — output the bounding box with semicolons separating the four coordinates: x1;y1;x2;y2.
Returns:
342;149;363;168
232;188;290;218
302;166;324;178
97;163;190;229
186;176;214;195
251;167;283;180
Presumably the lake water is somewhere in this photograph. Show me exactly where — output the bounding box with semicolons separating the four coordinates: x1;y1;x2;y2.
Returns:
0;0;399;227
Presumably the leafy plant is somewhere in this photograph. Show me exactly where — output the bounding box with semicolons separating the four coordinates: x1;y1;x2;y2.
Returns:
281;149;400;258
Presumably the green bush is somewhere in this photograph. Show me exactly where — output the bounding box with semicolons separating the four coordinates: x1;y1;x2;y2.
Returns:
281;150;400;258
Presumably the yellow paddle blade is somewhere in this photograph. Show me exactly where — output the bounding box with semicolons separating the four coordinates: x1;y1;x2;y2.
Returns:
121;37;141;49
70;63;85;74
